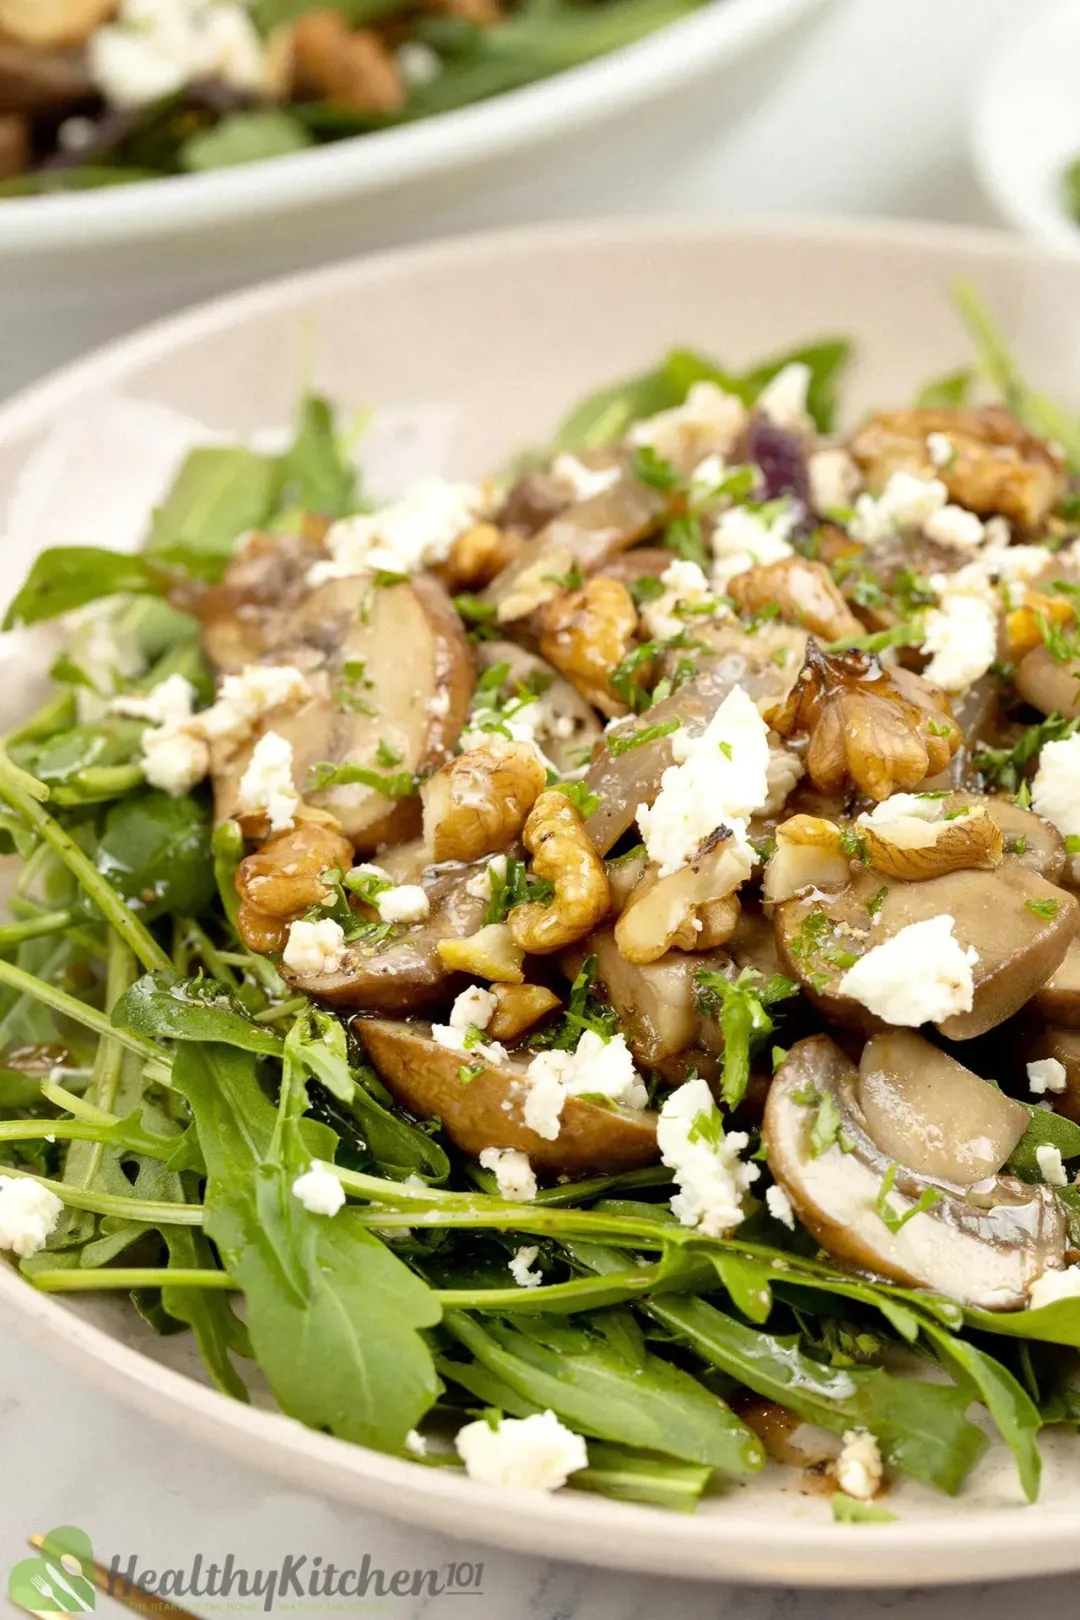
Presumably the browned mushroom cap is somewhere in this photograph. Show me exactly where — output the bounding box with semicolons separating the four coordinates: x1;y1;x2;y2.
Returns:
1014;643;1080;721
565;928;727;1074
195;531;326;673
358;1018;658;1174
775;863;1078;1040
1031;938;1080;1028
1023;1026;1080;1122
583;634;804;856
765;1036;1068;1309
0;36;92;112
849;406;1064;528
947;791;1066;882
278;861;489;1011
211;572;473;853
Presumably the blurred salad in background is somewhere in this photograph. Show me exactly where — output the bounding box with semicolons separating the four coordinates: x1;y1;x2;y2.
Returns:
0;0;709;195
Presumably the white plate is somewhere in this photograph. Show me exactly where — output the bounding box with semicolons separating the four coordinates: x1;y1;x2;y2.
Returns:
971;0;1080;251
3;216;1080;1587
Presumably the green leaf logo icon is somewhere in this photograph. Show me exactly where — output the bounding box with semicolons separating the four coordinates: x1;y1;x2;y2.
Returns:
9;1527;96;1616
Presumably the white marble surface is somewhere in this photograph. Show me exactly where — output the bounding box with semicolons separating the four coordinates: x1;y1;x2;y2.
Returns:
1;0;1067;1613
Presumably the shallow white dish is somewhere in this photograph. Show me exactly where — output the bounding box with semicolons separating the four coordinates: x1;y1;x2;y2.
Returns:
5;216;1080;1585
0;0;826;400
971;0;1080;252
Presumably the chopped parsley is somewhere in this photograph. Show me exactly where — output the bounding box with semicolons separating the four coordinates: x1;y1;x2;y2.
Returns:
608;718;680;756
866;886;888;919
376;738;403;767
554;780;600;818
529;955;618;1051
453;593;500;641
696;967;799;1110
337;658;378;717
308;760;419;798
831;1493;897;1525
975;712;1079;792
827;618;927;656
1026;898;1061;921
875;1162;941;1233
484;856;556;924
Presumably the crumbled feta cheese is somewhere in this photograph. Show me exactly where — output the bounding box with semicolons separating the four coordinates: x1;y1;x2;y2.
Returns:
1033;735;1080;867
837;915;978;1027
523;1031;646;1140
1028;1058;1067;1096
200;664;311;743
141;723;210;797
111;672;196;727
310;478;485;584
756;363;812;433
508;1245;543;1288
765;1183;796;1230
375;884;430;925
848;471;948;545
478;1147;537;1202
551;454;621;502
282;918;348;977
924;504;985;549
710;501;797;590
395;40;441;87
860;792;945;829
0;1176;63;1258
808;447;860;514
657;1077;759;1236
637;684;770;877
291;1161;346;1217
1029;1266;1080;1309
836;1430;883;1501
430;1018;508;1065
763;743;804;817
89;0;265;109
920;593;998;692
466;854;508;900
237;730;299;833
640;558;726;642
629;382;747;467
979;542;1050;609
449;985;498;1031
455;1409;587;1490
1036;1144;1068;1187
926;431;955;469
427;688;451;720
404;1428;428;1456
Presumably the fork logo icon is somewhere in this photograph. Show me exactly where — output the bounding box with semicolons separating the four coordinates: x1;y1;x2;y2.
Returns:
9;1527;96;1617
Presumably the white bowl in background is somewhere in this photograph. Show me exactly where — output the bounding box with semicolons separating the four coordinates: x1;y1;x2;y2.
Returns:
0;0;827;401
4;215;1080;1586
972;0;1080;252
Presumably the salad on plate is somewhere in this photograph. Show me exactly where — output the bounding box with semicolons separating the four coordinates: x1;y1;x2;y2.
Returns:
5;285;1080;1516
0;0;707;194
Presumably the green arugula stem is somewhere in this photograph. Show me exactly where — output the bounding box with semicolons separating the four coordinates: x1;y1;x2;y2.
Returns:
0;752;173;976
80;931;138;1193
31;1267;232;1293
38;1080;113;1123
434;1268;662;1311
50;764;146;806
0;908;75;950
0;955;161;1065
346;1203;670;1246
181;917;240;990
252;996;308;1025
0;1167;203;1224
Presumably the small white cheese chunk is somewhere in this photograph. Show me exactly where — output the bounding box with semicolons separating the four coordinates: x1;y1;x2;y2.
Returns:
1028;1058;1067;1096
837;915;978;1027
465;854;508;900
926;431;955;469
657;1077;759;1237
449;985;498;1031
640;558;726;642
756;362;812;433
848;471;948;545
291;1161;346;1217
550;454;621;502
282;918;348;977
710;501;797;590
765;1183;796;1231
0;1176;63;1258
140;723;210;797
920;593;998;692
1029;1266;1080;1310
637;683;770;877
237;730;299;833
508;1244;543;1289
455;1409;588;1490
310;478;484;584
375;884;430;925
396;40;441;87
522;1031;646;1141
110;672;196;726
200;663;311;743
924;504;985;549
404;1427;428;1456
835;1429;883;1501
89;0;266;109
1036;1144;1068;1187
478;1147;537;1202
808;447;860;514
628;382;747;466
1033;735;1080;869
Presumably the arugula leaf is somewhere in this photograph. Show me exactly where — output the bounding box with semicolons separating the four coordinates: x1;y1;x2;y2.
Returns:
96;791;215;922
952;280;1080;468
3;549;165;629
920;1319;1042;1503
277;394;359;519
832;1493;896;1524
147;447;281;570
914;368;974;410
1007;1104;1080;1181
161;1216;251;1401
444;1311;764;1474
180;109;313;173
573;1444;712;1512
112;973;285;1058
172;1039;441;1449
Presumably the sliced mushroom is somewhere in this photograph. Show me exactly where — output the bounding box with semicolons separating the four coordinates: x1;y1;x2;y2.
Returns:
584;637;804;856
775;863;1078;1040
766;1037;1068;1309
921;673;999;790
277;860;488;1011
195;530;327;673
570;929;726;1074
0;36;93;111
1014;643;1080;721
212;572;473;852
858;1031;1029;1186
1031;937;1080;1028
358;1018;658;1174
949;791;1065;882
1022;1026;1080;1124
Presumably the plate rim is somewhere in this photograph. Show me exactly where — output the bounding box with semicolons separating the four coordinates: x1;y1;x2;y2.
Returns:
3;212;1080;1585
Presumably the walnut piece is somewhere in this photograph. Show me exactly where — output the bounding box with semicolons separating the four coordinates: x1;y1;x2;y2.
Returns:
436;923;525;983
772;641;961;801
437;523;522;591
728;557;864;643
487;983;562;1040
235;820;354;954
290;8;404;114
850;406;1064;529
421;740;546;864
0;0;114;47
538;576;640;718
509;791;611;954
